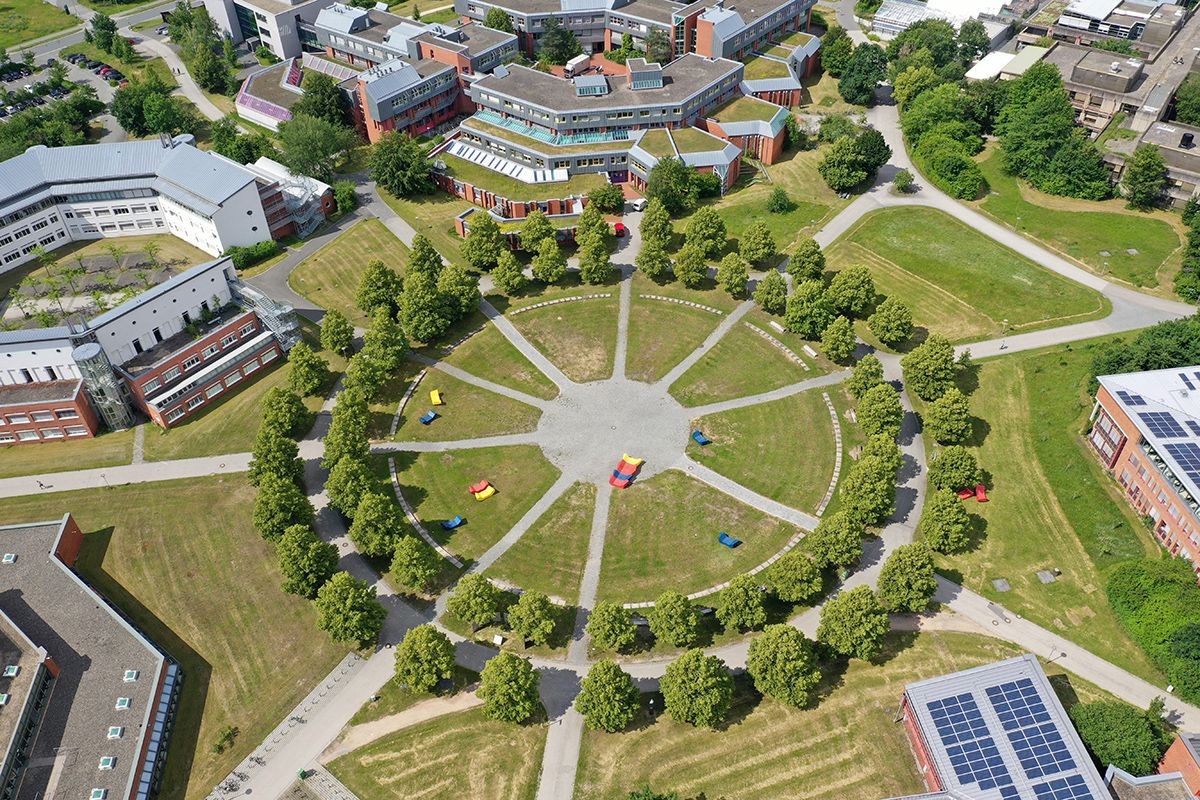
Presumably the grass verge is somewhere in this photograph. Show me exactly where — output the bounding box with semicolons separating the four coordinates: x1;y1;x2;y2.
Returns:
437;322;559;400
669;322;814;407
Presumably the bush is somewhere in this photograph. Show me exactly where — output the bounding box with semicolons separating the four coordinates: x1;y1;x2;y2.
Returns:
1068;699;1174;776
588;182;625;214
334;180;357;214
224;239;281;270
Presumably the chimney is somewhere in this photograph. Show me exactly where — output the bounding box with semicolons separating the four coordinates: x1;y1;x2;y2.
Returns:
1184;132;1195;148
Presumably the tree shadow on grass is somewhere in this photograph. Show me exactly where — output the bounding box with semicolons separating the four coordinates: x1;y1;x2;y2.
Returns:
76;526;211;797
869;629;920;668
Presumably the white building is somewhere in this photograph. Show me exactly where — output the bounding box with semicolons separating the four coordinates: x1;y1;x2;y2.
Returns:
871;0;1011;45
0;136;274;274
203;0;330;59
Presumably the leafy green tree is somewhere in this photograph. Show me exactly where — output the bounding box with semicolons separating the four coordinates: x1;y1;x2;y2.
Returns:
90;12;117;52
847;354;884;399
315;572;386;644
408;235;444;278
260;386;309;438
537;16;582;64
1183;195;1200;227
253;472;315;540
320;309;354;356
1123;144;1167;211
718;573;767;632
878;543;937;612
660;649;734;727
819;113;859;143
448;573;500;629
767;186;793;213
293;72;349;127
807;510;865;569
277;524;338;597
576;659;640;731
817;586;889;660
838;43;887;106
356;259;403;316
394;624;456;692
855;128;892;172
492;249;529;295
649;590;699;647
738;221;776;266
821;315;857;363
348;492;403;558
249;428;303;487
893;169;915;193
957;18;990;62
868;296;914;346
508;590;557;645
325;456;377;518
587;602;637;652
520;208;556;251
646;157;698;214
818;136;871;192
921;488;971;553
784;113;810;150
437;263;481;319
685;207;726;257
578;232;613;284
479;651;541;722
361;307;407;371
822;26;853;76
790;237;825;281
827;265;876;318
143;94;194;136
838;455;897;525
636;239;672;282
863;432;902;475
484;6;515;32
900;333;956;400
1068;700;1174;776
1040;132;1112;200
928;445;980;491
893;65;943;110
463;212;505;271
785;280;834;339
716;253;748;298
753;270;787;315
588;182;626;214
627;788;677;800
926;386;971;444
323;389;370;468
531;237;568;284
767;550;823;602
400;269;451;343
644;27;672;65
640;196;673;249
1178;75;1200;125
747;624;821;707
278;114;356;183
343;352;386;399
859;382;904;439
390;535;441;592
287;341;328;396
334;180;357;214
674;243;708;288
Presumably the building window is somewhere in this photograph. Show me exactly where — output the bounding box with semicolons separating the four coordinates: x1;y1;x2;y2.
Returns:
0;433;12;443
41;428;64;438
143;378;161;393
6;414;29;424
16;430;38;441
65;426;87;436
206;383;224;399
165;408;185;423
221;333;238;347
31;411;54;422
162;367;181;382
244;360;260;375
240;323;256;337
54;408;78;420
225;371;242;387
261;349;277;363
182;355;202;370
202;344;220;359
186;395;204;410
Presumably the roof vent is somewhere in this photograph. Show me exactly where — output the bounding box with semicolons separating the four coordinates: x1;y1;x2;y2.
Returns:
1109;61;1121;72
2;665;18;678
1184;132;1195;148
1;553;15;564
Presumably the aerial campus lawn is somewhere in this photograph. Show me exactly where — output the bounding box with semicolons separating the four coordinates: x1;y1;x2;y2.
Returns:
937;337;1166;684
348;665;478;726
379;189;474;268
288;218;411;326
974;150;1184;292
0;429;136;479
598;469;805;603
0;477;346;800
387;367;543;442
386;445;561;562
573;631;1118;800
508;295;619;383
669;321;819;407
826;207;1110;344
626;282;730;383
0;0;77;50
438;321;559;400
486;481;596;603
687;386;847;515
329;708;546;800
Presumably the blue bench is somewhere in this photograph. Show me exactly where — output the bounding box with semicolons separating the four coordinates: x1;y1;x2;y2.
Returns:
718;532;741;548
441;515;465;530
419;410;439;425
692;430;712;446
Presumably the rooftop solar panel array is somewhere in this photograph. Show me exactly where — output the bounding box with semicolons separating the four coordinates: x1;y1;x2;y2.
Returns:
1164;442;1200;485
1032;775;1092;800
1116;390;1146;406
928;693;1015;792
987;679;1078;782
1137;411;1188;438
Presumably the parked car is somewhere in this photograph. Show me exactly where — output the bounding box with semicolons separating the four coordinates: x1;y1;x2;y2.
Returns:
97;66;112;75
155;24;169;34
613;222;627;237
85;61;100;69
630;198;646;211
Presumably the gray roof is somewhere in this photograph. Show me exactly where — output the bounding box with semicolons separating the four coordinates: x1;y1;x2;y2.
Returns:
1105;767;1194;800
903;654;1108;800
0;517;168;800
86;257;234;332
0;327;73;346
0;379;81;407
314;2;370;32
741;75;801;91
363;61;429;102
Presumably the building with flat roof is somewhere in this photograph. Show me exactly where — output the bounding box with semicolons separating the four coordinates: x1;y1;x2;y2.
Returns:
893;654;1109;800
1104;765;1195;800
1157;732;1200;794
0;514;181;800
1088;365;1200;579
1031;0;1188;57
203;0;329;59
871;0;1012;45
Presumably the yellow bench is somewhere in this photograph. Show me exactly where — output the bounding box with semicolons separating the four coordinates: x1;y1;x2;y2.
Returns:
473;485;496;501
430;389;444;406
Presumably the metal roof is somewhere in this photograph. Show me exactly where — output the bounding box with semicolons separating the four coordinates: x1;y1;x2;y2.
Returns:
700;5;746;40
314;2;370;32
0;327;74;346
86;257;233;331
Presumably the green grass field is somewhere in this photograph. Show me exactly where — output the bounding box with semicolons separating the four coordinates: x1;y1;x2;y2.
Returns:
687;387;841;514
574;631;1116;800
438;322;559;400
387;446;560;561
379;189;475;268
0;428;135;478
0;477;346;800
390;368;543;442
288;219;410;326
486;481;596;603
598;469;806;603
348;665;478;725
508;297;619;383
938;339;1166;684
669;323;815;407
486;273;610;312
627;299;725;383
329;708;546;800
829;207;1109;343
975;151;1183;291
1;0;77;50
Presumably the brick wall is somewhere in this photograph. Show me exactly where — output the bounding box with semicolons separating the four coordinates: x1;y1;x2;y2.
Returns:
0;381;100;445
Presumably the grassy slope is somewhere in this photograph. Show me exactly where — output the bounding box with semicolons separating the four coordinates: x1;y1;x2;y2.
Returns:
508;297;619;383
669;323;814;406
599;469;806;603
0;478;346;800
0;429;135;478
938;338;1165;683
1;0;77;49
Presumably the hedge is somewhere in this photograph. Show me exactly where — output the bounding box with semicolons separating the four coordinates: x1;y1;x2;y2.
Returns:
225;240;281;270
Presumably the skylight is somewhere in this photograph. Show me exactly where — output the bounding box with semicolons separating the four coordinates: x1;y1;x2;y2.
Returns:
123;669;138;682
115;697;130;710
107;726;123;739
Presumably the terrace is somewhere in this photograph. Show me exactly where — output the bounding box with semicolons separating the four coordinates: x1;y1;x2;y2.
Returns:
742;54;793;80
461;116;635;155
711;94;785;123
774;30;815;47
670;126;730;154
636;128;676;158
438;153;610;199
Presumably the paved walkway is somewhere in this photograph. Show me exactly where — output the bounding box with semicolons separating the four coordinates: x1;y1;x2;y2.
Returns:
0;452;250;498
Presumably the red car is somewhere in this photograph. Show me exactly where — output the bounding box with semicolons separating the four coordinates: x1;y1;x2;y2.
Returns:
613;222;627;237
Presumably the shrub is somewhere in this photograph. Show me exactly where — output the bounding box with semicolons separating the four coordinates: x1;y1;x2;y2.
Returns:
224;239;281;270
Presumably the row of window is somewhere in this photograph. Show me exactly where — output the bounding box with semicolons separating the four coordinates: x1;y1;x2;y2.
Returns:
142;323;258;395
162;348;278;423
0;424;89;442
1;229;67;264
0;408;80;426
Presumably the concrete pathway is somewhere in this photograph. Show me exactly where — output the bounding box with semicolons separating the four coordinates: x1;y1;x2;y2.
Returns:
371;432;543;453
479;297;572;389
409;353;551;408
0;452;250;498
682;458;819;530
133;33;229;123
656;301;754;387
686;369;850;417
470;473;575;573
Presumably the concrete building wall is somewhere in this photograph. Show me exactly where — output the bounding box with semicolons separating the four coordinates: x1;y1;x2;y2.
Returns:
0;337;80;386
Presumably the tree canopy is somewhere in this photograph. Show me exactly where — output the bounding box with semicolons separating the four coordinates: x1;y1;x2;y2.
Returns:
660;649;734;727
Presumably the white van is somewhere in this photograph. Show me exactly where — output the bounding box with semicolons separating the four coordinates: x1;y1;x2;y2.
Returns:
630;198;647;211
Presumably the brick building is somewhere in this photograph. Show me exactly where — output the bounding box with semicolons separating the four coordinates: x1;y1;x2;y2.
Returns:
1089;366;1200;579
1159;732;1200;796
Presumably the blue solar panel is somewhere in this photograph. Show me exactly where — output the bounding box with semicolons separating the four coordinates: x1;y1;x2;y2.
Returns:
1187;421;1200;437
947;737;1014;791
985;679;1051;730
1008;723;1076;779
1116;390;1146;406
1032;774;1093;800
1164;442;1200;485
1139;411;1188;439
1000;788;1022;800
928;693;990;745
1182;373;1197;391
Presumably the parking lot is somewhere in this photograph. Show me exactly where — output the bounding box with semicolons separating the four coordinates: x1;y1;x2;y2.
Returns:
0;62;72;119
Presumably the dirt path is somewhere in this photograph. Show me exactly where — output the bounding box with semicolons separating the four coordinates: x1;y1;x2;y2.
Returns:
319;692;482;763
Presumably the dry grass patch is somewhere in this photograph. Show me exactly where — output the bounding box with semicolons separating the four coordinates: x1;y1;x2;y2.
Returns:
669;323;814;407
288;219;410;326
508;297;619;383
439;322;559;400
387;367;543;442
